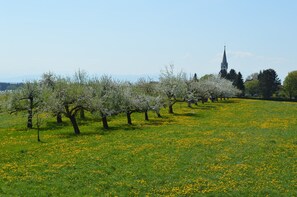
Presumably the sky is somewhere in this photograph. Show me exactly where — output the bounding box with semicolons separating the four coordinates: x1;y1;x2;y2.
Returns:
0;0;296;83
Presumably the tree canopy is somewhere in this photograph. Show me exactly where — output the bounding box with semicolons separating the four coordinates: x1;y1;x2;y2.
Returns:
3;67;242;134
258;69;281;99
283;70;297;99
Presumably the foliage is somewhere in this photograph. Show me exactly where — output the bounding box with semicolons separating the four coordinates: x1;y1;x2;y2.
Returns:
246;73;259;81
118;82;150;124
40;72;56;89
198;74;240;100
234;72;245;94
258;69;281;99
283;70;297;99
135;78;165;118
226;69;237;82
245;79;260;97
42;77;92;134
88;76;123;129
158;65;188;113
3;69;242;132
219;69;227;78
5;81;42;129
223;69;245;94
40;72;63;123
192;73;198;82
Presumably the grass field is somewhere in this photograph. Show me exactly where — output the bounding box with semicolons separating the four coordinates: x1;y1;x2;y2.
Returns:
0;98;296;196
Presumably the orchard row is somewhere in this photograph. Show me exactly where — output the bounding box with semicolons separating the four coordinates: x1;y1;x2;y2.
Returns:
2;66;240;134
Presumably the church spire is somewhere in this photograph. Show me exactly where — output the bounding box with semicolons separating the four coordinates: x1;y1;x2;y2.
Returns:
221;45;228;72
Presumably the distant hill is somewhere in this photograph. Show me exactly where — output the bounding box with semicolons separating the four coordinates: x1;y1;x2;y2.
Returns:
0;82;23;91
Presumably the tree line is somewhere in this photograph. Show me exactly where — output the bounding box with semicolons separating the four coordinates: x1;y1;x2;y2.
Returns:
245;69;297;100
1;66;240;135
221;68;297;100
0;82;23;91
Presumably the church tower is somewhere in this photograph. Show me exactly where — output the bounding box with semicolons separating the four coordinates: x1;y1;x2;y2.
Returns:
220;46;228;73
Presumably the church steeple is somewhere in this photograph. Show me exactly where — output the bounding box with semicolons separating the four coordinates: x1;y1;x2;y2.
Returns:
221;46;228;72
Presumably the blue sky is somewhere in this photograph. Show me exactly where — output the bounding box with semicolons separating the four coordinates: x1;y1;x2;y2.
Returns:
0;0;296;82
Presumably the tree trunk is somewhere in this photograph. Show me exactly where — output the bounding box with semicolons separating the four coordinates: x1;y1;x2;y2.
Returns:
27;109;33;129
27;97;33;129
187;102;192;108
157;112;162;118
102;116;109;129
168;104;174;114
57;113;62;124
144;111;149;121
69;115;80;134
127;112;132;125
37;124;41;142
80;109;85;119
37;114;41;142
37;130;40;142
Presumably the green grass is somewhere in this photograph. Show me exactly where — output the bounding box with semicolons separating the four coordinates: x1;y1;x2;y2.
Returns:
0;99;297;196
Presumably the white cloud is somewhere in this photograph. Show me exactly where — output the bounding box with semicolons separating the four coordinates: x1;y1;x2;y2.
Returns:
229;51;254;58
181;53;192;60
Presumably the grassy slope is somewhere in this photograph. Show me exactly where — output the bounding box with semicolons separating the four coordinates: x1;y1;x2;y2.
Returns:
0;99;296;196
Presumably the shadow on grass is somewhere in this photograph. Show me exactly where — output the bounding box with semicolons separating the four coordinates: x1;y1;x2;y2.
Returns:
143;115;177;126
196;105;217;110
173;112;204;118
44;121;70;131
102;124;144;132
43;116;97;131
56;123;146;139
219;99;240;104
59;131;104;138
15;119;89;132
242;97;297;102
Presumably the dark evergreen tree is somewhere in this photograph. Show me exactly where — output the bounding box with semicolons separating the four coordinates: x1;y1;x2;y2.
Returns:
258;69;281;99
219;69;227;78
234;72;245;95
193;73;198;82
226;69;237;82
223;69;245;96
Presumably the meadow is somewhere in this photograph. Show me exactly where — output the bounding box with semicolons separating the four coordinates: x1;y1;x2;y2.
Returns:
0;98;296;196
